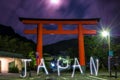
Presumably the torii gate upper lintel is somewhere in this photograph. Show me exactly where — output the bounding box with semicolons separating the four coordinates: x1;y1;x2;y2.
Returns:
19;17;100;66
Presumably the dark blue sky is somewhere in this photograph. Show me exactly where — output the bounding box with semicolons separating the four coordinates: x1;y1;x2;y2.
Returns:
0;0;120;45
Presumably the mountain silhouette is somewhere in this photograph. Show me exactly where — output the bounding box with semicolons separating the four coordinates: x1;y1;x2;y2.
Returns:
0;24;34;43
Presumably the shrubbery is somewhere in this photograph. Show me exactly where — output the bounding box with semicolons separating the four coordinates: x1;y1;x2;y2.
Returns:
9;66;19;73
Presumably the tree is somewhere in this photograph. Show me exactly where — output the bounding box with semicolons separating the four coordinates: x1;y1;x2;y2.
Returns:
28;51;36;69
84;35;109;69
0;35;36;58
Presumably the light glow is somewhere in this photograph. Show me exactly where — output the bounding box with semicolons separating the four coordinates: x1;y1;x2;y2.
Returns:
51;62;55;67
50;0;60;5
101;30;109;37
0;57;14;73
1;58;8;73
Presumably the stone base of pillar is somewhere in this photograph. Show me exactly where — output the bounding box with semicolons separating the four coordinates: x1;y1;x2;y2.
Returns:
81;66;86;73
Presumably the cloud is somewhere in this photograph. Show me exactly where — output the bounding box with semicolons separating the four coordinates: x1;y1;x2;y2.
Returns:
0;0;120;44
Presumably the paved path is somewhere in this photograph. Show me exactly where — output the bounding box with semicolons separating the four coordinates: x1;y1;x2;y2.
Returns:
0;73;20;78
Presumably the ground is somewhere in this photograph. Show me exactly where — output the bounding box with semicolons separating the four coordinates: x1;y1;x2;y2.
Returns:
0;71;120;80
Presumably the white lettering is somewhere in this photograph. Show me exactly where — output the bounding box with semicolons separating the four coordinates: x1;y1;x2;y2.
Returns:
90;57;99;76
20;57;100;78
20;59;32;78
71;58;83;77
57;59;69;76
37;58;49;75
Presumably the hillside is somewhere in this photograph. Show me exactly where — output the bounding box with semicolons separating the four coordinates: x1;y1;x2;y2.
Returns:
0;24;34;43
43;35;120;58
0;24;36;57
43;39;79;58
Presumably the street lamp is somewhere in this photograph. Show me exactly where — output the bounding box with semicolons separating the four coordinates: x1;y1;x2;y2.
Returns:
101;30;112;76
101;30;110;51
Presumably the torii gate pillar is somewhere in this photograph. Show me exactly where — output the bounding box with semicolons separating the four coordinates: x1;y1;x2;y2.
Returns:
19;18;99;67
36;24;43;65
78;24;85;65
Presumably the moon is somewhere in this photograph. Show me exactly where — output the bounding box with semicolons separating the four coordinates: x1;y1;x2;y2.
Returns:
50;0;60;5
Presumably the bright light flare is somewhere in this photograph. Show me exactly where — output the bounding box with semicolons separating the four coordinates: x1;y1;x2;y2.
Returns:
101;30;109;37
51;62;55;67
46;0;63;9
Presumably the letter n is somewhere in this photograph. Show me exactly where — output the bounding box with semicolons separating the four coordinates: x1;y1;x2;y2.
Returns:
90;56;99;76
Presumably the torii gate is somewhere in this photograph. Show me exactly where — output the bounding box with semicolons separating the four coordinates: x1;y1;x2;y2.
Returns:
19;17;99;66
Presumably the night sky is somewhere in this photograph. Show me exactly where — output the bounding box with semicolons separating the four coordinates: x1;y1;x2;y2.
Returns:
0;0;120;45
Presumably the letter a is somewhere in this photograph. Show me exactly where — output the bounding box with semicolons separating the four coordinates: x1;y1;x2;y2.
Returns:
37;58;49;75
71;58;83;77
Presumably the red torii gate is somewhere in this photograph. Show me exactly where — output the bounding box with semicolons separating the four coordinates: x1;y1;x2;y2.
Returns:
19;17;99;66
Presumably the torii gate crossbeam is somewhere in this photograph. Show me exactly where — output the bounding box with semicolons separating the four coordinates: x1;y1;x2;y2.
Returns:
19;18;99;66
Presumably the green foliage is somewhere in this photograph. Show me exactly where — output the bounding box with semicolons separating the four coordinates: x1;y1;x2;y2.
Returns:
66;47;78;59
28;51;36;69
0;25;36;55
0;35;36;58
9;66;19;73
84;35;107;60
44;35;120;69
9;62;19;73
